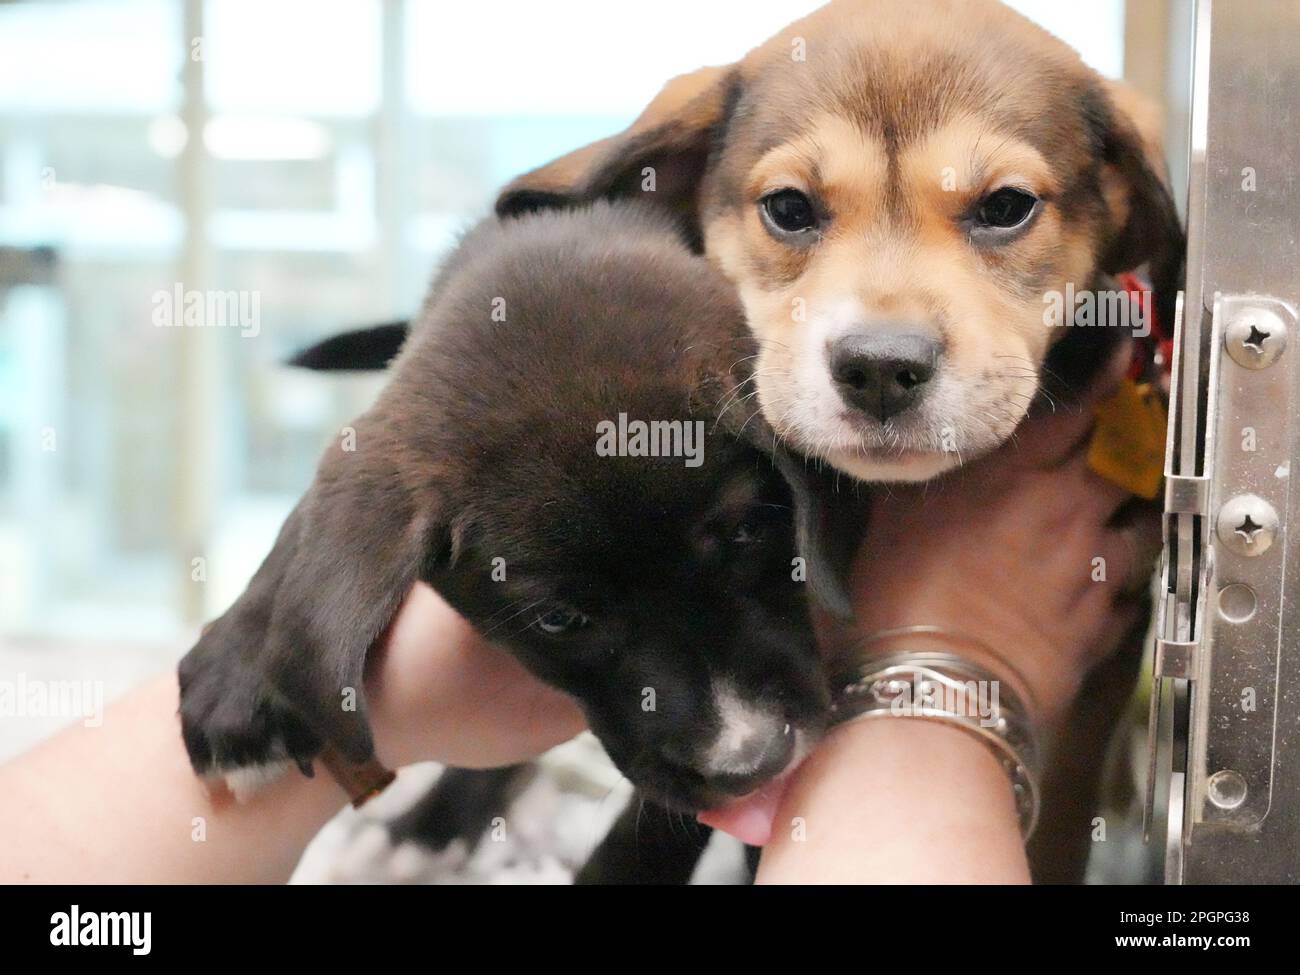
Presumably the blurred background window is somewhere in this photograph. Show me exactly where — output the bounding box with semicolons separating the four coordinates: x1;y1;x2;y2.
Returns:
0;0;1128;755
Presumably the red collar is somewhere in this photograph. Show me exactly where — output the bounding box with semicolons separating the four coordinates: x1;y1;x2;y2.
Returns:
1117;270;1172;381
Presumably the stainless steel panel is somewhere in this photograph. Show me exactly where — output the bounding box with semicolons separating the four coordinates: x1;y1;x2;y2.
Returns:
1169;0;1300;884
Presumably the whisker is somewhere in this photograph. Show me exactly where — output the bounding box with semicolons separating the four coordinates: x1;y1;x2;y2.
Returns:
479;598;546;638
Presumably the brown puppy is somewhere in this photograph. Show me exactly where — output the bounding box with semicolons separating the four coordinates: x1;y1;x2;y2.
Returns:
178;203;847;812
496;0;1182;483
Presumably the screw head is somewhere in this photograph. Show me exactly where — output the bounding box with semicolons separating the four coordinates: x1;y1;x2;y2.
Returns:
1207;769;1248;810
1216;494;1279;557
1225;306;1287;369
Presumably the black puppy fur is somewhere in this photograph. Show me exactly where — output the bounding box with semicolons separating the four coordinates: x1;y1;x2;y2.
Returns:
179;202;855;813
286;252;1147;886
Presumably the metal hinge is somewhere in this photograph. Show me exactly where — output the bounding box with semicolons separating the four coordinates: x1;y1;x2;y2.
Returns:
1154;638;1197;680
1165;474;1209;515
1146;289;1296;878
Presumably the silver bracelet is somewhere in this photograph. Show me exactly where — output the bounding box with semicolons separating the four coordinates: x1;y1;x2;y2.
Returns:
829;645;1042;840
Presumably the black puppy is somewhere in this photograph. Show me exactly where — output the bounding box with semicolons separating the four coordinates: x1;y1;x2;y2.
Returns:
179;202;852;813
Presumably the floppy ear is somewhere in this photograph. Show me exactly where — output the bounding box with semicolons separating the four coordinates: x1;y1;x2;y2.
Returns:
496;64;740;237
1090;78;1185;330
771;447;864;622
179;424;436;780
707;343;863;620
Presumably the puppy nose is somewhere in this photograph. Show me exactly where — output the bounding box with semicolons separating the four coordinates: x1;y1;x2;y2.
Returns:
829;331;941;420
705;722;795;797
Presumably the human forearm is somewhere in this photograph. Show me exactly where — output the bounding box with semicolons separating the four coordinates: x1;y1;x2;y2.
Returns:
0;672;347;884
757;716;1029;884
0;586;585;885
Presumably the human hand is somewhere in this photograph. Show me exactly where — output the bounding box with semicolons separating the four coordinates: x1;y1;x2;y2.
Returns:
364;583;586;769
702;341;1159;845
831;339;1160;732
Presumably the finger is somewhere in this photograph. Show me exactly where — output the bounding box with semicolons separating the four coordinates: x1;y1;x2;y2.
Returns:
1082;594;1152;673
1094;516;1162;602
1056;445;1144;517
1111;502;1164;590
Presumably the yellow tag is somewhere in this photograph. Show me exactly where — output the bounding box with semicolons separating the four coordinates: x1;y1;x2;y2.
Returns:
1087;380;1168;500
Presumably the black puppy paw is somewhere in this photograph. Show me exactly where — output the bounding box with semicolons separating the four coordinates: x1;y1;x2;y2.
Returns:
178;634;322;799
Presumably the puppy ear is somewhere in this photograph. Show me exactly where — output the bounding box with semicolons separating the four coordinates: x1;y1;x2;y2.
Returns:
709;359;862;619
289;322;410;371
496;64;739;235
1090;78;1185;330
771;447;862;621
179;427;436;777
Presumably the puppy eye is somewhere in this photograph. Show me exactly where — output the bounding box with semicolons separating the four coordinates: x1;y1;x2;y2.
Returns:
533;605;590;636
760;189;818;234
975;187;1038;230
732;519;766;545
728;502;789;546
